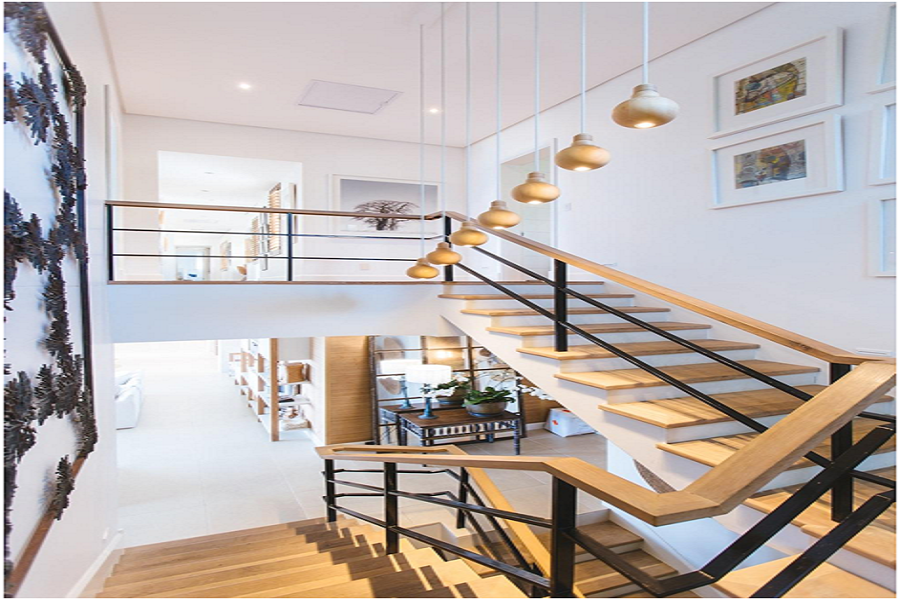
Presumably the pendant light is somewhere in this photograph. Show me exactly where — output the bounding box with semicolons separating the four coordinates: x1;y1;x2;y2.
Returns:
512;3;560;205
427;4;461;266
612;2;679;129
449;3;489;249
555;2;611;172
477;2;521;230
408;24;439;280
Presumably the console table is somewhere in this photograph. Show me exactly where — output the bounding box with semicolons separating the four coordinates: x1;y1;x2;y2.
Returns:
393;408;523;455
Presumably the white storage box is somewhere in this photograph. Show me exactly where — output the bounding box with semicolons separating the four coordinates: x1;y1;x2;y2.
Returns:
545;408;595;437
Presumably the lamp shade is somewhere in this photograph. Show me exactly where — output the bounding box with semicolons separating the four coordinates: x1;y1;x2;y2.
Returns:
426;242;462;265
511;172;561;205
477;201;521;230
611;84;679;129
379;359;422;376
405;364;452;385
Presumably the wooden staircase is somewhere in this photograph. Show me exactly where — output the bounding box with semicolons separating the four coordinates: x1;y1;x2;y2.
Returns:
97;517;526;598
438;280;896;597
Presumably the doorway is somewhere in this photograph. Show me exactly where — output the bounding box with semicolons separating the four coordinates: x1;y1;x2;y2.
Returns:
499;146;556;279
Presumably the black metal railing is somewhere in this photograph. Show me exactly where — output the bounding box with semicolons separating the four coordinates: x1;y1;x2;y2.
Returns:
323;422;895;597
105;201;442;282
436;221;894;525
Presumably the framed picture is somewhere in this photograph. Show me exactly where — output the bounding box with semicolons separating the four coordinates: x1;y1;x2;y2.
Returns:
332;175;439;236
710;29;843;139
868;97;897;186
710;115;843;209
868;4;896;94
868;198;896;277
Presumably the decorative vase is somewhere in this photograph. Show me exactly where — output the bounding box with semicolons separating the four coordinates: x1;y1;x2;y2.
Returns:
437;388;467;407
465;401;508;418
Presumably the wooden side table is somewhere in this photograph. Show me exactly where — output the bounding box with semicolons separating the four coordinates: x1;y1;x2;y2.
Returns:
396;408;523;455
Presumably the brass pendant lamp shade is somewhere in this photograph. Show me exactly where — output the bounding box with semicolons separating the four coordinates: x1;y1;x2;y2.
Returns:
478;201;521;230
612;83;679;129
555;134;612;171
426;242;462;265
612;4;678;129
511;172;560;204
555;3;611;173
449;220;488;247
406;258;440;279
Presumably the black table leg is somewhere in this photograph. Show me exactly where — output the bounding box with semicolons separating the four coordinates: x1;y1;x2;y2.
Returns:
514;422;521;456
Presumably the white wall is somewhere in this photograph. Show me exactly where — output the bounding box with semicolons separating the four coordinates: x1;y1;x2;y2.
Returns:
8;3;122;598
469;2;896;355
121;115;467;281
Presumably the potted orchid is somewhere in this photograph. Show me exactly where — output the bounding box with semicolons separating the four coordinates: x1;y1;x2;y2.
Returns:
463;386;515;417
432;374;472;407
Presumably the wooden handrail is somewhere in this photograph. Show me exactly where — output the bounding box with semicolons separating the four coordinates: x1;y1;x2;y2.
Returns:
318;362;895;527
106;199;442;220
440;210;879;365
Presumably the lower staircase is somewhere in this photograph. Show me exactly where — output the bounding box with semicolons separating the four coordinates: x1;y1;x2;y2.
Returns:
97;517;525;598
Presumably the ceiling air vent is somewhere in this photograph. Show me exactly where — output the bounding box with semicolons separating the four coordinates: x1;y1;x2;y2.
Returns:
297;80;402;114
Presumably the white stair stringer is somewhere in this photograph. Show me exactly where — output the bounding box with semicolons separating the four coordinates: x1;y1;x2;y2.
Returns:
438;300;896;591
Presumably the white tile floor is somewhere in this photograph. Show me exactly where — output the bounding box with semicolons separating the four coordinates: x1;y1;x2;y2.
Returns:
115;340;608;548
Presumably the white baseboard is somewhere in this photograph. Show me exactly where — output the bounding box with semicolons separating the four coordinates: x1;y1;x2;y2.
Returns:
69;529;124;598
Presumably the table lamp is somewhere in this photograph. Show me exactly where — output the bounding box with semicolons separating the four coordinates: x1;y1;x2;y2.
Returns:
380;359;422;410
405;364;452;420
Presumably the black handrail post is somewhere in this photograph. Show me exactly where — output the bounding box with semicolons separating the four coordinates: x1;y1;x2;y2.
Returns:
830;363;854;521
554;259;568;352
324;459;337;522
444;215;455;282
384;462;400;554
549;477;577;598
456;468;469;529
285;213;294;282
106;203;115;282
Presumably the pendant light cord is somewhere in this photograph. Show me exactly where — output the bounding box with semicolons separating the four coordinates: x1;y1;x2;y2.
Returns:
642;1;650;84
495;1;501;201
580;1;587;133
418;24;426;257
533;2;540;173
465;3;472;217
440;2;447;221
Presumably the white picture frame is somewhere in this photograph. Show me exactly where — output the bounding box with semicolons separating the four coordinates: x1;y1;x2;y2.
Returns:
867;197;896;277
710;29;843;139
331;174;440;236
867;4;896;94
710;115;843;209
868;97;897;186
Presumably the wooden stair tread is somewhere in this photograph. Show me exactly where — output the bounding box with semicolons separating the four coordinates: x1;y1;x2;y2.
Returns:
573;550;677;595
536;521;642;552
103;536;415;590
488;321;711;336
111;526;393;576
520;339;760;362
462;306;669;317
444;280;603;286
556;360;819;391
120;519;357;560
415;577;528;598
658;418;894;470
439;293;632;300
271;559;480;598
172;548;446;598
747;467;896;567
598;385;826;428
715;555;894;598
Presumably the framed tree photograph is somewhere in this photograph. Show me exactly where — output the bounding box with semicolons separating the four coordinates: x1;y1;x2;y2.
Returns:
710;29;843;139
710;116;843;209
868;97;897;186
332;175;439;236
867;4;896;94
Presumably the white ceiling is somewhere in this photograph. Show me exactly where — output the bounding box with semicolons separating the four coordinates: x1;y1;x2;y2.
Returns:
100;2;771;147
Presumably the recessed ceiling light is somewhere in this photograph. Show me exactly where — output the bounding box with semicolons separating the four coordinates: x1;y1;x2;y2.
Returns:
428;107;441;114
238;82;252;90
204;171;215;175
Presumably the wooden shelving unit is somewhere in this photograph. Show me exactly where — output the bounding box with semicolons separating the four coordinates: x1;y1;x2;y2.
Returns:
231;338;308;441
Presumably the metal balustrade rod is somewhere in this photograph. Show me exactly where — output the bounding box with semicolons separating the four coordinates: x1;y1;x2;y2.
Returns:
456;469;469;529
444;215;454;282
324;460;337;522
549;478;577;598
106;203;115;282
384;462;399;554
830;363;854;521
554;260;568;352
285;214;294;282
